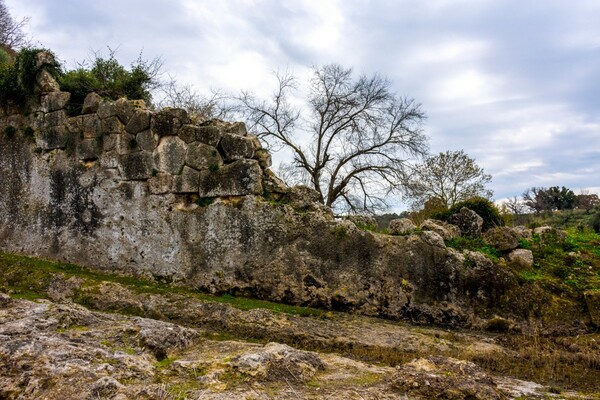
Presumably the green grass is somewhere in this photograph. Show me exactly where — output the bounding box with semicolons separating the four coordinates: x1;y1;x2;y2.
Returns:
515;229;600;297
0;252;325;318
445;236;501;261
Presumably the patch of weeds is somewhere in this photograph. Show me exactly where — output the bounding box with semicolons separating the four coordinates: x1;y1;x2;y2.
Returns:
57;325;90;333
3;125;16;138
195;197;213;207
22;126;35;142
208;163;219;172
355;222;378;232
154;357;176;370
445;236;501;261
151;168;158;177
331;225;348;240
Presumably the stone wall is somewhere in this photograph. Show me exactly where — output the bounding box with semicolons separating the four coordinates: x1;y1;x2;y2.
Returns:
0;66;581;328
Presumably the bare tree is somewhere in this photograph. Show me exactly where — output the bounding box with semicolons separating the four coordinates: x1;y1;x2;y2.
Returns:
156;76;234;123
502;195;527;215
238;64;427;213
402;150;493;209
0;0;30;49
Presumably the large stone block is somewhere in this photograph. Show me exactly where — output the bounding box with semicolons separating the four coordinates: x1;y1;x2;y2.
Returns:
82;92;102;114
116;133;138;155
153;136;187;175
82;114;101;139
173;166;200;193
136;130;157;152
37;125;68;150
77;138;101;161
118;151;154;180
195;125;221;146
484;227;520;251
178;124;199;144
148;172;173;194
40;92;71;113
185;142;223;171
101;116;125;135
152;108;188;137
126;109;152;134
198;159;263;197
219;132;255;162
44;110;68;127
114;98;146;125
97;100;117;119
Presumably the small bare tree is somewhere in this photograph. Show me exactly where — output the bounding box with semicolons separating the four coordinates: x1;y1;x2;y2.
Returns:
0;0;30;49
238;64;427;213
156;76;234;123
402;150;493;209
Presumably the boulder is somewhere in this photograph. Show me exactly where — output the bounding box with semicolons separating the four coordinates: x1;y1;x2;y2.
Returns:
198;159;263;197
230;343;325;382
389;218;416;235
484;227;520;251
420;230;445;247
508;249;534;269
152;136;187;175
534;226;566;244
420;219;460;240
136;320;200;361
448;207;484;237
82;92;102;114
389;356;503;399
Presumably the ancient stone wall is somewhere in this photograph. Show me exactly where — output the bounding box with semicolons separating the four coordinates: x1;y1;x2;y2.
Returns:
0;66;574;328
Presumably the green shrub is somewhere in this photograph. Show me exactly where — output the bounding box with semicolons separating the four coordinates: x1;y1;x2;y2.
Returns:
434;197;503;230
3;126;16;138
59;51;159;115
0;48;11;65
0;48;61;109
590;212;600;233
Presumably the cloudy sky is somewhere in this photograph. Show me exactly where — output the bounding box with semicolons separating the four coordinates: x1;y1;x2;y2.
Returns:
6;0;600;209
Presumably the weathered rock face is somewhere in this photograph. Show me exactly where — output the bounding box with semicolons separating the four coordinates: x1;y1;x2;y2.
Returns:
0;92;547;327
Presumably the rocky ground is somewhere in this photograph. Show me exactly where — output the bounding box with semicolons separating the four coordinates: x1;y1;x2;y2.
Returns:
1;275;599;399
